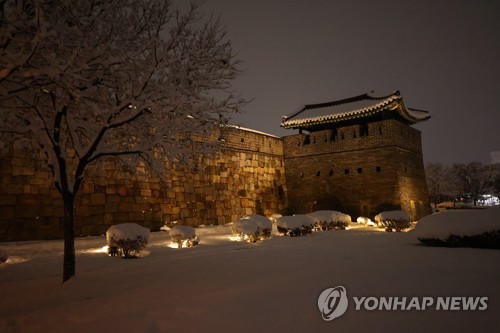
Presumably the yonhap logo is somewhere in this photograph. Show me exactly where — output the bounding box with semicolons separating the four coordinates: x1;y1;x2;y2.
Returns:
317;286;349;321
318;286;489;321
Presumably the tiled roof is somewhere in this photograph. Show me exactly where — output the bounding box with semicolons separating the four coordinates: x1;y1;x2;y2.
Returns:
281;91;430;129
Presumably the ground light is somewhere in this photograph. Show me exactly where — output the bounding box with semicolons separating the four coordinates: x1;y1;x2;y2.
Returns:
79;246;109;254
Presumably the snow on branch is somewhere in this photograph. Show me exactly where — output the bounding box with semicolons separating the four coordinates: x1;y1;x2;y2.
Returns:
1;0;244;196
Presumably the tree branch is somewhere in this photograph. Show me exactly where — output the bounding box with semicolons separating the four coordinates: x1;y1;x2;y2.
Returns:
87;149;149;164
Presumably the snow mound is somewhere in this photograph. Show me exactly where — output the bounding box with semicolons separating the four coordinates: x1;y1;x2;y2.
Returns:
106;223;150;258
276;215;314;229
240;214;272;230
169;226;199;248
276;215;315;237
307;210;351;223
169;225;196;238
374;210;411;232
307;210;351;230
233;219;259;235
106;223;150;243
375;210;411;222
413;206;500;240
233;215;273;242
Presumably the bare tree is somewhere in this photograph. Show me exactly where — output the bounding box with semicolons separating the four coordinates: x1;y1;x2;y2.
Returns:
0;0;244;281
425;162;446;208
451;162;493;206
425;162;457;208
486;163;500;199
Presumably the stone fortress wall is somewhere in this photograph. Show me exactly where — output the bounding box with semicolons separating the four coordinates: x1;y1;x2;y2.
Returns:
0;117;432;242
283;119;431;220
0;127;287;241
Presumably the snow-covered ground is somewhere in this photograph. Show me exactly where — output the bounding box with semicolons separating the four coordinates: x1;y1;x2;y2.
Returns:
1;220;500;332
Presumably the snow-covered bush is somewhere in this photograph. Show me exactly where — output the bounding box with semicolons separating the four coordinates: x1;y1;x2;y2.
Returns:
243;214;273;239
276;215;314;237
356;216;375;226
232;219;259;243
414;206;500;249
307;210;351;231
106;223;150;258
170;226;199;248
374;210;411;232
232;215;273;242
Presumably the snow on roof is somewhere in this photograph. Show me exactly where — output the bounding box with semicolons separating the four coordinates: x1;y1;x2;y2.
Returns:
281;91;430;129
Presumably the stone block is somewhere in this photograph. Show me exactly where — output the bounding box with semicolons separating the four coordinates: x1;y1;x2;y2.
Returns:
53;206;64;218
160;203;172;213
0;206;14;219
15;205;39;218
0;195;16;205
76;205;91;217
175;192;184;202
90;205;105;215
7;184;24;195
90;193;106;205
117;185;128;196
118;202;131;213
129;211;145;220
105;186;116;194
38;186;50;195
113;213;129;222
184;183;195;193
180;208;190;218
18;194;39;205
40;205;54;217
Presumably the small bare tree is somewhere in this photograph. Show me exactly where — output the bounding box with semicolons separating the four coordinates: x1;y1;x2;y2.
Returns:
492;164;500;198
451;162;493;206
0;0;243;281
425;162;456;208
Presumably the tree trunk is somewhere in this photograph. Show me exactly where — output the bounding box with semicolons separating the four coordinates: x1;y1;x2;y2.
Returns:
62;192;75;282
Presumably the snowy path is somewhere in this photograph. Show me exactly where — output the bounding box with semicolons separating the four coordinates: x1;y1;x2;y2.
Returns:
1;225;499;332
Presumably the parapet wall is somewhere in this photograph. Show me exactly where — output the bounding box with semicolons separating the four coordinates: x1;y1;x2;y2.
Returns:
0;127;287;241
283;119;423;158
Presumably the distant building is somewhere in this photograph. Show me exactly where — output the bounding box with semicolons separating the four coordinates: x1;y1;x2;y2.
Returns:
281;90;432;220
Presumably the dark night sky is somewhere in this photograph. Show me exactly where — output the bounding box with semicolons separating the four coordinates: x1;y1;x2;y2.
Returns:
202;0;500;165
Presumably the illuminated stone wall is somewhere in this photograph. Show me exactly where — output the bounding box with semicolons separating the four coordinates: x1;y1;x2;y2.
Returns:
283;119;431;220
0;118;432;241
0;127;286;241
